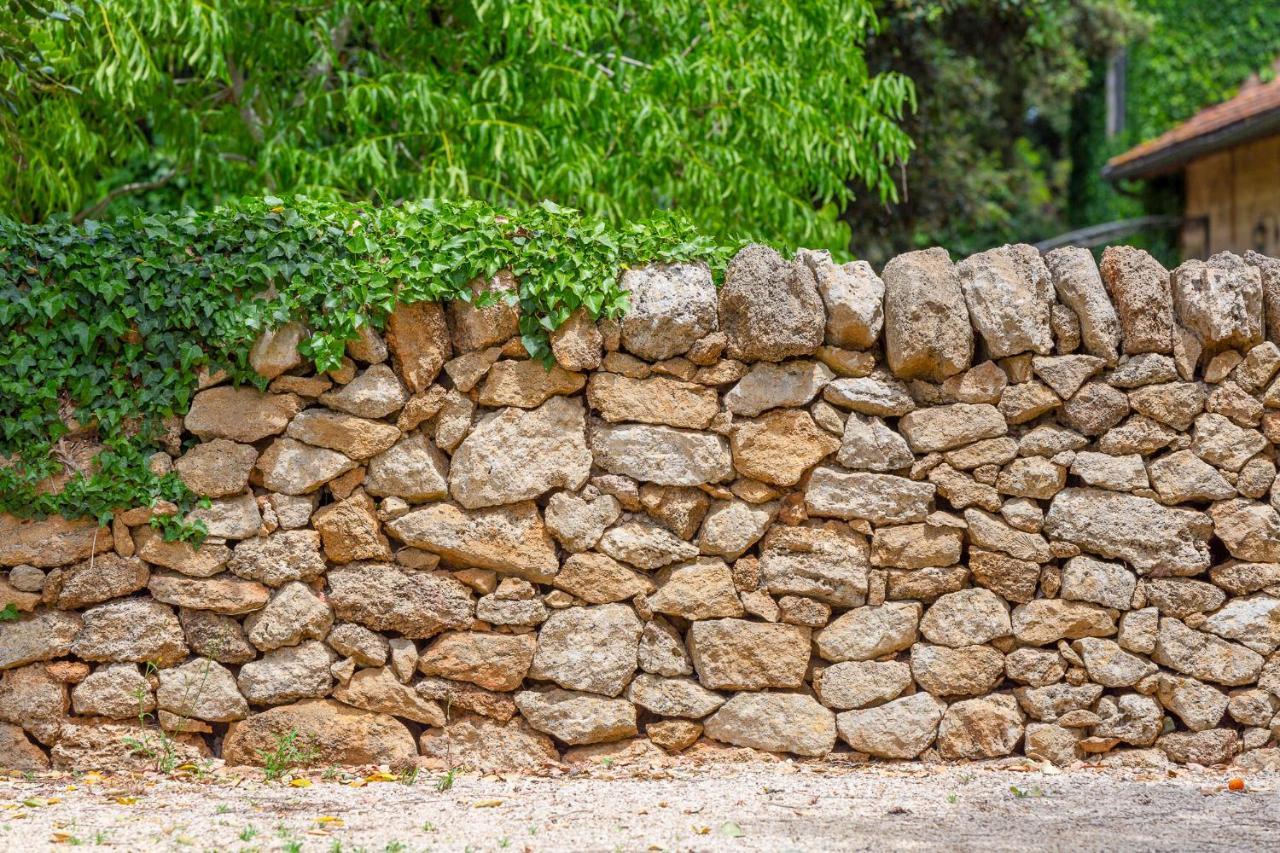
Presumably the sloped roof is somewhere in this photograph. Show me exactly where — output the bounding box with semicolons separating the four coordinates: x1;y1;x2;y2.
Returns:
1104;67;1280;181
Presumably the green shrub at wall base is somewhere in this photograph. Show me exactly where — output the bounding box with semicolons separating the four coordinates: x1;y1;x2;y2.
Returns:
0;196;733;531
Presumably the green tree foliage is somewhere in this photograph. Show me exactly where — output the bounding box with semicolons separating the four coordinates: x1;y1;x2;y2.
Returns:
0;0;914;253
1068;0;1280;240
845;0;1144;264
0;196;729;526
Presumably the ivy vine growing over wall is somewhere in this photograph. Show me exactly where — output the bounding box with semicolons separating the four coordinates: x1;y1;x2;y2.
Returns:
0;196;733;536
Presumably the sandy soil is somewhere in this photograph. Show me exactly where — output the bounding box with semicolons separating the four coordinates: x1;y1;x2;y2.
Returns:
1;757;1276;852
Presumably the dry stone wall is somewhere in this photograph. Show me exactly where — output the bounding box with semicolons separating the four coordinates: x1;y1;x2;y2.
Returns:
4;243;1280;772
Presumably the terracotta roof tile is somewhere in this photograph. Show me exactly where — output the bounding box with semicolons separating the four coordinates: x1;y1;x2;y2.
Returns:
1106;70;1280;178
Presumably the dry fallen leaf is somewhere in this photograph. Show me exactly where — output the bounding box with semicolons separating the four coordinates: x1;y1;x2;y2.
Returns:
289;778;312;788
473;799;503;808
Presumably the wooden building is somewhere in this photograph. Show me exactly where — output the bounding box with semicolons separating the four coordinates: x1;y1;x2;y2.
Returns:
1104;68;1280;259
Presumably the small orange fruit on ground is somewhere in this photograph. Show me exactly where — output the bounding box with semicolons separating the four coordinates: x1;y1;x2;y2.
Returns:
1228;778;1246;792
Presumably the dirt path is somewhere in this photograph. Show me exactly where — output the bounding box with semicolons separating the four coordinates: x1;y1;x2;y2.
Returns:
1;759;1276;852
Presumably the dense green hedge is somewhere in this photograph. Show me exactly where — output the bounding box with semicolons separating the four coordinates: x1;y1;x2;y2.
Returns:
0;197;731;532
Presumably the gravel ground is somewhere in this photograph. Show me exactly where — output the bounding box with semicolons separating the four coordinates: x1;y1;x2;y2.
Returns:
1;757;1276;852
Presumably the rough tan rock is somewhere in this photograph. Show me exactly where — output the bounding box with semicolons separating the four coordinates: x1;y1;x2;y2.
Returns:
1171;253;1263;356
45;553;148;610
836;692;945;759
836;413;914;471
477;360;585;408
0;663;70;743
449;397;591;508
1011;599;1115;646
598;521;698;570
1045;246;1121;363
590;421;734;487
387;501;559;582
183;387;301;443
156;658;248;722
882;247;973;380
227;530;326;587
550;308;604;372
237;640;334;705
71;599;186;665
696;500;777;560
687;619;809;690
244;581;332;651
1100;246;1174;354
419;632;535;692
148;573;271;615
910;643;1005;697
796;249;884;349
516;687;637;746
759;525;870;607
723;360;834;418
543;491;620;553
174;439;258;497
1152;617;1264;686
133;527;229;577
1210;500;1280;563
448;271;520;352
588;373;720;428
386;301;451;393
823;373;916;416
328;562;473;638
419;713;560;771
730;409;840;487
178;608;255;664
312;492;392;563
817;660;912;711
719;245;824;362
619;263;718;360
815;602;920;662
704;691;835;757
331;666;445;725
626;673;725;718
553;553;653;604
223;699;417;767
806;467;935;525
969;549;1040;604
920;588;1012;648
285;409;400;460
647;558;743;621
1044;488;1212;576
0;722;49;769
255;437;356;495
528;604;641;697
50;717;209;770
957;244;1054;358
898;403;1007;453
938;693;1024;759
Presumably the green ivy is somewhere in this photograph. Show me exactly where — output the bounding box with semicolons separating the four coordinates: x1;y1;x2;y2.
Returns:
0;196;734;530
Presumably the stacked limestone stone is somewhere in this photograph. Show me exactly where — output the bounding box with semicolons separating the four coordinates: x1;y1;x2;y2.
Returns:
3;243;1280;772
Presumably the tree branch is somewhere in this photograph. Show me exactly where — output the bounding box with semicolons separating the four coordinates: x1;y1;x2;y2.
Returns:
72;168;184;224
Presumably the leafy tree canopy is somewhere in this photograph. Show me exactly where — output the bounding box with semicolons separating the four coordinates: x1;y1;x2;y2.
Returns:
0;0;914;253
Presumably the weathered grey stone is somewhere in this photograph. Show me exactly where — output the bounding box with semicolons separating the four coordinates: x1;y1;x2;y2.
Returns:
1044;247;1121;364
1060;556;1137;611
805;467;935;525
836;691;945;759
1032;354;1105;399
450;397;591;509
919;588;1011;647
1171;252;1264;355
328;562;474;638
71;599;186;666
236;640;334;705
882;248;973;380
1155;673;1228;731
244;581;332;651
1069;451;1149;492
626;673;724;719
1144;578;1226;618
529;605;641;697
1014;683;1103;721
1061;382;1130;436
418;713;559;772
1200;595;1280;655
996;456;1066;500
898;403;1006;453
46;553;148;610
255;437;356;495
619;263;718;361
957;244;1054;358
1004;647;1067;687
797;249;884;349
1093;693;1162;746
964;508;1051;562
156;658;248;722
71;663;149;719
363;432;450;503
1193;414;1266;472
1044;488;1212;576
1152;618;1264;686
697;500;777;560
704;691;835;757
823;373;916;416
227;530;326;587
544;491;621;553
1129;382;1206;432
1158;728;1238;765
815;603;920;662
598;521;698;571
719;245;825;362
816;660;912;711
758;525;870;607
724;360;833;417
638;617;693;677
1072;637;1156;687
319;363;407;418
1148;450;1235;503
